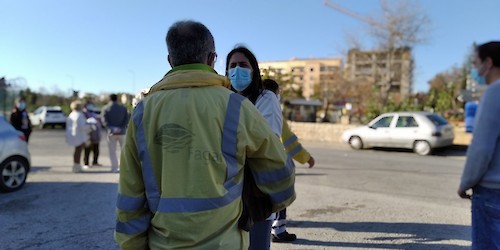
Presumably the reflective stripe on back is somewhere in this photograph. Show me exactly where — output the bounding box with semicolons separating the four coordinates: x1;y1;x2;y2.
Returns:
132;93;245;213
133;101;160;210
222;93;245;189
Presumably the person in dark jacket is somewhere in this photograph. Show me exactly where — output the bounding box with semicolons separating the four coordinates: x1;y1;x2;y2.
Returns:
10;97;32;142
101;94;129;173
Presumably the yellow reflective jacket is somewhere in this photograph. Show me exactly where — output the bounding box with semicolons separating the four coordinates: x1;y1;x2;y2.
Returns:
114;64;295;250
282;121;311;164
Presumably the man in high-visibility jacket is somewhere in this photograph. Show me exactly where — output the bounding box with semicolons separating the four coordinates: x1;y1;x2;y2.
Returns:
114;21;295;250
263;79;316;243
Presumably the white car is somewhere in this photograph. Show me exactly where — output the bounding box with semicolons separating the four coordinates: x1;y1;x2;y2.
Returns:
0;115;31;192
341;112;455;155
30;106;66;129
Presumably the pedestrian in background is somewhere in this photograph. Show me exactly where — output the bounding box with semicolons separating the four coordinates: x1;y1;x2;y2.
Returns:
10;97;32;142
83;102;102;168
226;46;290;250
114;20;294;249
66;100;90;173
264;78;316;242
458;41;500;249
101;94;128;173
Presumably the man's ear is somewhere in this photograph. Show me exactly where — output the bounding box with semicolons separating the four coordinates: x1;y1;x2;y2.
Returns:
168;55;173;68
486;57;494;69
208;53;216;68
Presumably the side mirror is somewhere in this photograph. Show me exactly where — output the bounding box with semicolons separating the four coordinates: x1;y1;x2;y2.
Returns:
368;125;376;129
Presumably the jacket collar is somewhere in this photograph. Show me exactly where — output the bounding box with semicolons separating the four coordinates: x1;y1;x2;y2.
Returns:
149;64;230;94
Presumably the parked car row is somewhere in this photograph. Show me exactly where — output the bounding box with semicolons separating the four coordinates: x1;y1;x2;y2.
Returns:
341;112;455;155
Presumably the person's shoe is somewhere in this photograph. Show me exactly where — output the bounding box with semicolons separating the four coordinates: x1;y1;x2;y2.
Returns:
72;164;82;173
272;231;297;243
82;165;90;170
92;163;102;167
111;168;120;173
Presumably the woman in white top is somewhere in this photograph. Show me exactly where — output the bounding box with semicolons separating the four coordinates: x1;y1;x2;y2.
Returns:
226;46;285;250
66;100;90;173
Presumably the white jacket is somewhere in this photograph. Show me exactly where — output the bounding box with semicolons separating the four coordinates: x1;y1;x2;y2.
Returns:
66;111;89;146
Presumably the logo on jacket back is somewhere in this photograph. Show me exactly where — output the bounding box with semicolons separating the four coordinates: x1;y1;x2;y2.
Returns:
154;123;193;153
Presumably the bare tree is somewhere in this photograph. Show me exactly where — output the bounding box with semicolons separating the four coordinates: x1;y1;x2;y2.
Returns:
325;0;431;104
369;0;431;49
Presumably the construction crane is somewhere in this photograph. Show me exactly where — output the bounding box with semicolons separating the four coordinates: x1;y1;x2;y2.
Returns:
323;0;398;100
323;0;381;28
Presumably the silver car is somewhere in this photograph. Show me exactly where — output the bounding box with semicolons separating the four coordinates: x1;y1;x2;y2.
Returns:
0;115;31;192
341;112;455;155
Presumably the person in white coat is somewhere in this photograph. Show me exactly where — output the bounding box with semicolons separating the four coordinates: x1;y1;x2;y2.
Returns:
66;100;90;173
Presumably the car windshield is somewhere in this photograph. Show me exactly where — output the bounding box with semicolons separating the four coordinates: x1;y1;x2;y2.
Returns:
371;116;393;128
426;114;448;126
47;110;63;114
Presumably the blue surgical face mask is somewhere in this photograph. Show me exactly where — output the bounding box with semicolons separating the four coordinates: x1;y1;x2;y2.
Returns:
17;102;26;110
470;68;486;85
228;66;252;91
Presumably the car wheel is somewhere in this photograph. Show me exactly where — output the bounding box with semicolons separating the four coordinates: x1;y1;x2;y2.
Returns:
349;136;363;150
0;156;29;192
413;140;432;156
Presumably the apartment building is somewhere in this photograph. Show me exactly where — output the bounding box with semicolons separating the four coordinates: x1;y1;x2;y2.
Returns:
346;48;413;100
259;57;342;99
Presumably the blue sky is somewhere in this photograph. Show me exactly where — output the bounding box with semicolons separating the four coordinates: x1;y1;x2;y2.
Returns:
1;0;499;96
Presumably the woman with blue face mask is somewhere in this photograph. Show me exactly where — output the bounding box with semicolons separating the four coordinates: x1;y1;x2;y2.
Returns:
10;97;33;143
226;46;286;250
458;41;500;250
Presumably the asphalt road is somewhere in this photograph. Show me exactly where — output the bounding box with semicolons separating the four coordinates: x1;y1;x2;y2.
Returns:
0;129;472;250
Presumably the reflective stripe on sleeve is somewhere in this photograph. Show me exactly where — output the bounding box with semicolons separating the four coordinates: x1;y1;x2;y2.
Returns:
115;214;151;235
252;164;294;184
269;184;295;204
116;193;147;211
288;144;303;157
283;134;298;148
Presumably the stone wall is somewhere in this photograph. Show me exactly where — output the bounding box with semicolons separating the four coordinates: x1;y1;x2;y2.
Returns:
287;121;472;145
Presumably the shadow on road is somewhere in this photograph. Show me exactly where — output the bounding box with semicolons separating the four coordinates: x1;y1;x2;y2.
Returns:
287;220;470;249
370;144;468;157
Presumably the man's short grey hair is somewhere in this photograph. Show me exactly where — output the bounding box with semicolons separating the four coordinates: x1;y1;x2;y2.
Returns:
166;20;215;67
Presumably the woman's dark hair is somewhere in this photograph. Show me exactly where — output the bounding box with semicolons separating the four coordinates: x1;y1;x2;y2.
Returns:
262;79;279;94
476;41;500;67
225;46;263;104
